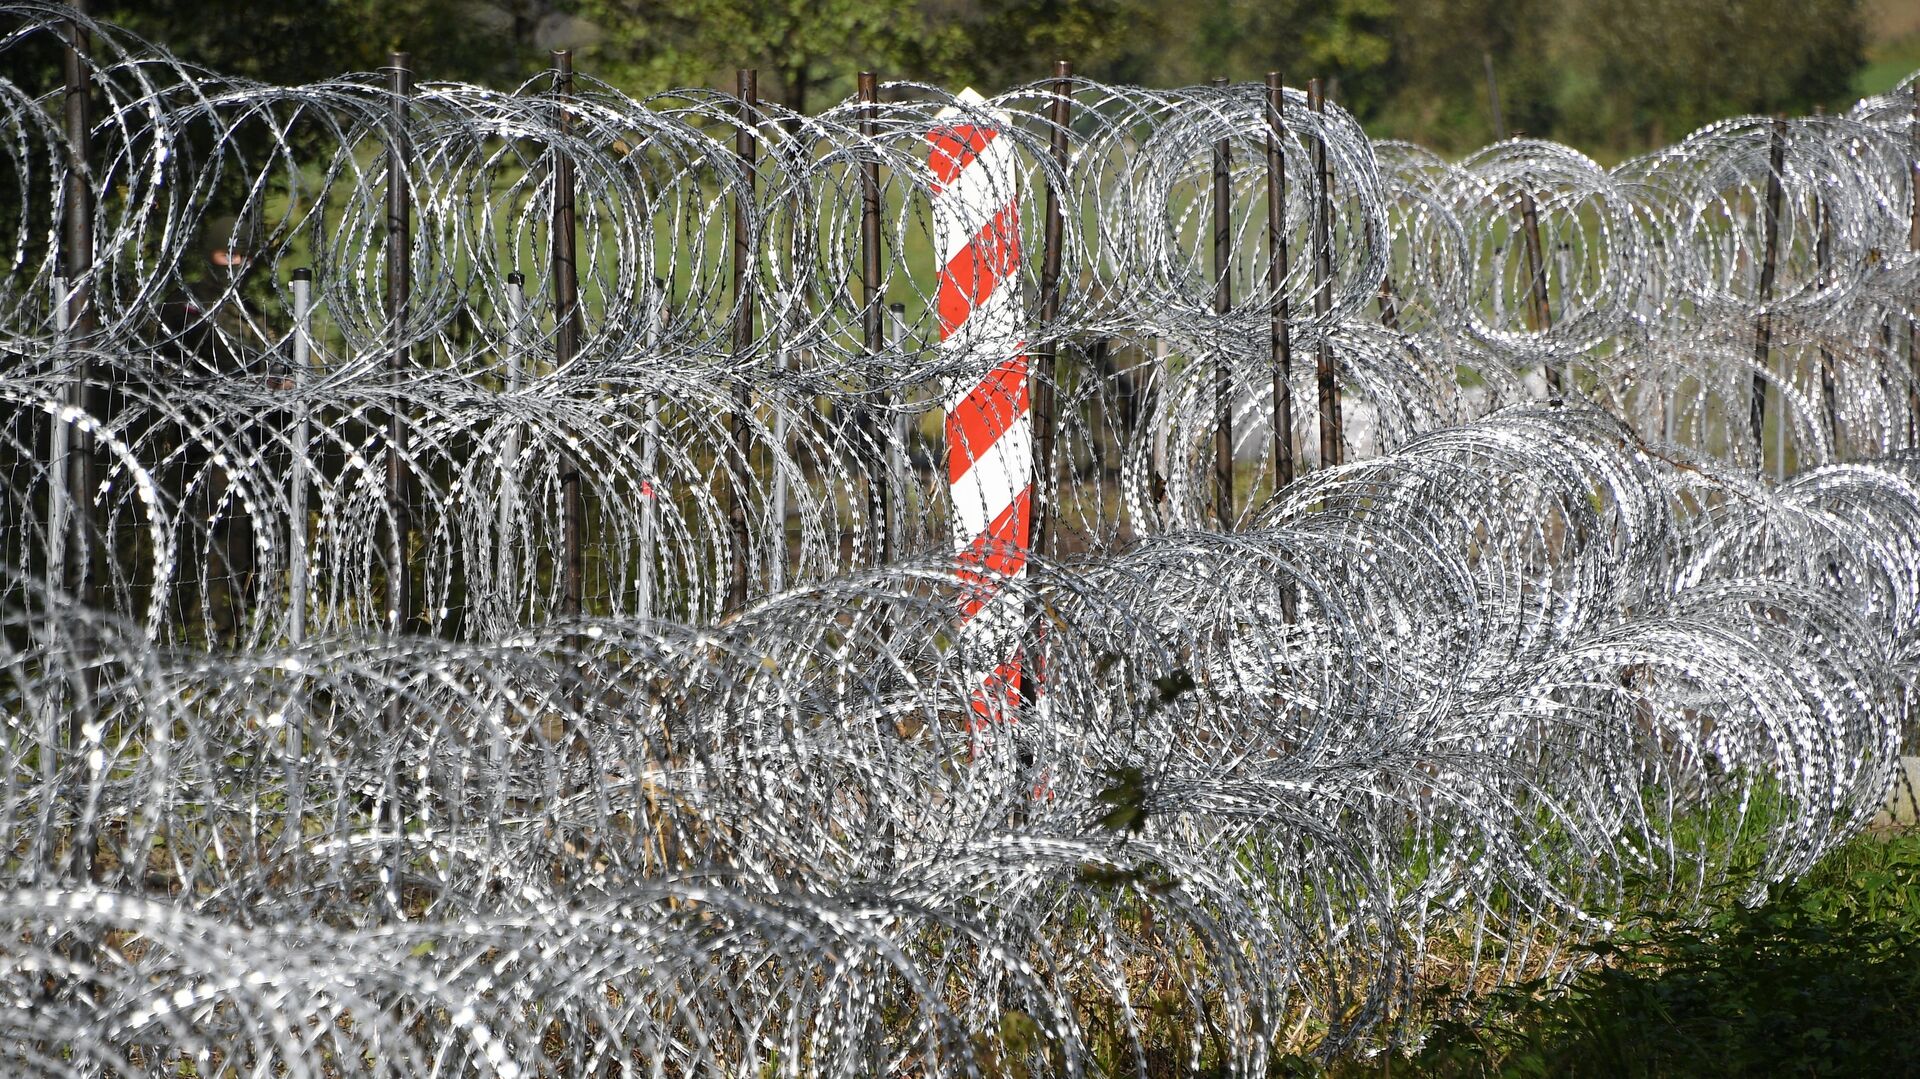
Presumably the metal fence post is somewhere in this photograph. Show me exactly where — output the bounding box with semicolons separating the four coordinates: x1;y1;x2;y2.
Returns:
1309;79;1341;469
289;268;313;645
553;51;585;622
1211;78;1233;528
385;52;415;638
1751;116;1787;465
729;69;758;609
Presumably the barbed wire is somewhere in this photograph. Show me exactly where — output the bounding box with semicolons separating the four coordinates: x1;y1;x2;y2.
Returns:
2;1;1919;1073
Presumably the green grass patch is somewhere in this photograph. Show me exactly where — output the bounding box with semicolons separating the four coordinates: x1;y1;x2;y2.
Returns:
1855;35;1920;99
1287;825;1920;1077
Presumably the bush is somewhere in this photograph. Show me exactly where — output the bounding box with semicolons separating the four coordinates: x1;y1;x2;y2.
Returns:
1397;827;1920;1077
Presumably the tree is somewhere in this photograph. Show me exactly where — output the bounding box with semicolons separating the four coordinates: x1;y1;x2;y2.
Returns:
1544;0;1865;149
578;0;926;113
915;0;1168;89
97;0;534;84
1364;0;1561;150
577;0;1175;109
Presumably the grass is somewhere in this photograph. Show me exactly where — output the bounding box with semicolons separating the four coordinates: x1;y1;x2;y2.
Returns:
1855;34;1920;99
1281;824;1920;1077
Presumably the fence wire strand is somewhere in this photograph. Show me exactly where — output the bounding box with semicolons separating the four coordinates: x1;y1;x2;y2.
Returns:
3;3;1920;1073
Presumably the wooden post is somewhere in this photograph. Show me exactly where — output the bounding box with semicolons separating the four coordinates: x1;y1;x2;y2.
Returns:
1212;77;1233;529
1266;72;1294;494
729;69;757;608
1751;116;1786;464
553;51;585;622
1309;79;1341;468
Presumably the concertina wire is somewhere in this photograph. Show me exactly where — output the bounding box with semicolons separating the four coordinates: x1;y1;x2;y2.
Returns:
3;2;1920;1073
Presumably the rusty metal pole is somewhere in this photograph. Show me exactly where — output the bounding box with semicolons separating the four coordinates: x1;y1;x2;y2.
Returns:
385;53;415;639
1266;72;1294;495
1308;79;1340;469
1021;59;1073;716
1518;188;1555;390
1377;276;1402;331
728;69;758;610
61;5;96;610
1908;87;1919;441
380;48;415;915
1813;107;1837;455
500;271;526;608
887;302;910;555
856;72;891;570
290;268;314;645
1751;116;1787;464
60;0;99;893
1034;60;1071;563
1212;78;1233;529
552;51;586;623
640;277;665;618
1267;72;1299;623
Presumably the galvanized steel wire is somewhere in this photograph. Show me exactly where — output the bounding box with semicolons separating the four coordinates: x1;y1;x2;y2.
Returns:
2;3;1919;1073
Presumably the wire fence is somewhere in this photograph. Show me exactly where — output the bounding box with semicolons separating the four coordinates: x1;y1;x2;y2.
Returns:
3;1;1920;1073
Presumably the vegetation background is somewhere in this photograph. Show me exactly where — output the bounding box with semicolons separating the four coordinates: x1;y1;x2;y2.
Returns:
66;0;1920;159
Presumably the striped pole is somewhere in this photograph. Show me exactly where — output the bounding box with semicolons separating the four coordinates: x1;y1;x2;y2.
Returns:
929;87;1030;741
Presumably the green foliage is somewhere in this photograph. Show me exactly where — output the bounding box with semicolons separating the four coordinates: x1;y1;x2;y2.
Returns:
69;0;1877;158
1122;0;1395;99
1303;827;1920;1077
1093;764;1152;836
1545;0;1866;152
100;0;529;84
914;0;1167;89
577;0;950;113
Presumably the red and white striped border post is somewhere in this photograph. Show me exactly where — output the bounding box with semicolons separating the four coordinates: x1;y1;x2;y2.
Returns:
929;89;1033;756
